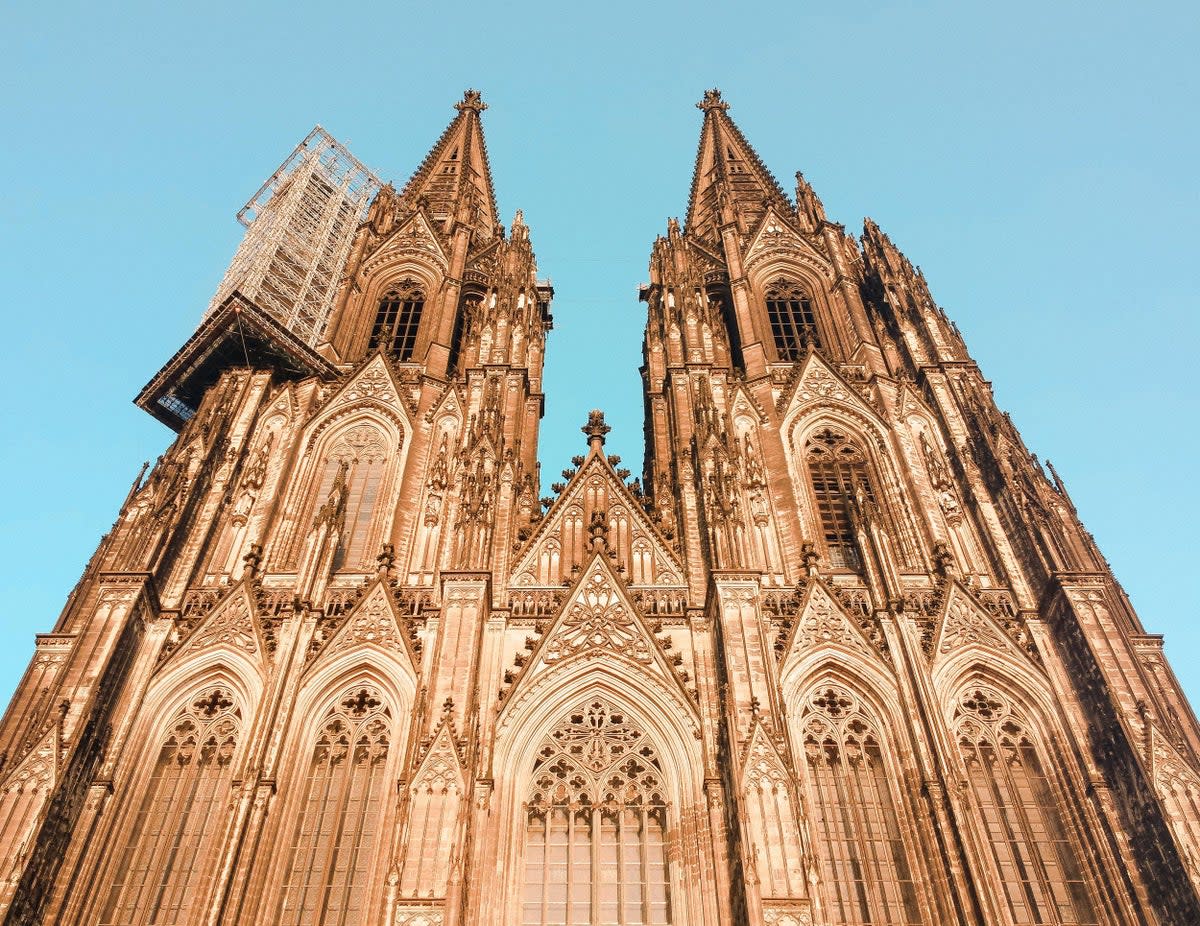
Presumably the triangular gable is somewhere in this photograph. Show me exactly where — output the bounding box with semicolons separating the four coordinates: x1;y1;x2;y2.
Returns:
311;353;412;431
741;720;792;787
0;723;58;795
894;381;934;421
511;554;686;696
778;580;879;666
360;209;451;276
410;723;466;794
511;452;683;586
932;583;1033;665
728;381;770;426
777;350;884;424
307;579;418;670
167;583;264;664
743;206;832;279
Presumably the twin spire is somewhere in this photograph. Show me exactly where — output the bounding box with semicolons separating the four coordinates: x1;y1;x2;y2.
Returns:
395;88;798;245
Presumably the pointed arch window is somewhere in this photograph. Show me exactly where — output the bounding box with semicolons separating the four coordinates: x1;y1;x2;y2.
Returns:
369;279;424;360
800;686;923;926
766;279;821;360
304;424;390;571
522;701;671;925
98;687;241;926
805;429;872;571
954;687;1100;926
275;685;392;926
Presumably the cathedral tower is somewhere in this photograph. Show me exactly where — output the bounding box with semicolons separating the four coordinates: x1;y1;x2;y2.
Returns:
2;89;1200;926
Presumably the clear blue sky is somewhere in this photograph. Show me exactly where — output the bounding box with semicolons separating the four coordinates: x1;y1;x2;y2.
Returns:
1;2;1197;709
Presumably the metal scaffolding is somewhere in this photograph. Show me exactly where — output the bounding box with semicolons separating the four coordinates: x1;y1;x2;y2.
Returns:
206;126;383;347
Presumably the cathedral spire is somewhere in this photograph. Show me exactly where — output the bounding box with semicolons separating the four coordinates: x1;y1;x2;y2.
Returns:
685;89;791;240
397;89;500;240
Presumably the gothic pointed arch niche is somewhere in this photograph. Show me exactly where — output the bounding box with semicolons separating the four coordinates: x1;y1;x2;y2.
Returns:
791;681;928;926
949;681;1108;926
270;682;395;926
275;407;406;574
95;683;245;926
521;698;672;925
368;277;425;360
492;658;708;926
764;277;822;360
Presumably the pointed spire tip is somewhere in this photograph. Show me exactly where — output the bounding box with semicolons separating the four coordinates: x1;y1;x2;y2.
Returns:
697;88;729;113
455;89;487;113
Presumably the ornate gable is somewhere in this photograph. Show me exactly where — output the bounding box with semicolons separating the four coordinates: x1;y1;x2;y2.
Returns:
360;209;450;277
741;719;792;787
505;555;693;707
777;350;884;426
0;724;59;797
307;580;418;670
743;207;832;279
310;353;414;440
931;583;1033;666
410;723;466;793
778;581;881;667
510;452;682;588
162;583;264;665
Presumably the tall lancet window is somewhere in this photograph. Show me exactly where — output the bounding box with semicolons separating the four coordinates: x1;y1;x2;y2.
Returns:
765;279;821;360
309;424;390;571
522;701;671;925
954;687;1100;926
805;428;872;571
368;278;424;360
275;685;392;926
801;686;922;926
98;687;241;926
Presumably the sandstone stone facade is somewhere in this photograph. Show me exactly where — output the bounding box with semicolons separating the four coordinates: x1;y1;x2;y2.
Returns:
1;89;1197;925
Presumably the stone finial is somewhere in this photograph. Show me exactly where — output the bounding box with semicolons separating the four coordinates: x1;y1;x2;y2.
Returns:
697;88;729;113
582;409;611;449
455;89;488;113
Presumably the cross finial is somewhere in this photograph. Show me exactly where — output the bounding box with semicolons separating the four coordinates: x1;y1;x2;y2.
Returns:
455;89;488;113
582;409;611;449
697;88;729;113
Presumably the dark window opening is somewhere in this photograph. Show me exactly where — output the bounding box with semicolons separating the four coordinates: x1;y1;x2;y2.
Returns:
368;279;424;361
805;428;872;571
766;279;821;360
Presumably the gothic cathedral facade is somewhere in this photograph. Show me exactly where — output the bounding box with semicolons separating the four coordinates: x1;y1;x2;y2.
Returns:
2;90;1199;926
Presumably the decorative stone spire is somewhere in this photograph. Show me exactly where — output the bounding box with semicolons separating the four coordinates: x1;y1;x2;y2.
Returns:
582;409;611;450
686;87;790;238
398;89;498;239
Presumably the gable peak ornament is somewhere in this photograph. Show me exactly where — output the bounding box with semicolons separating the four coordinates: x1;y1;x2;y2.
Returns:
582;409;611;449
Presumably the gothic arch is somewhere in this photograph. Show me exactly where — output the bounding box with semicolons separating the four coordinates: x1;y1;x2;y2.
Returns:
247;663;414;926
492;661;707;926
781;673;934;926
274;407;408;572
938;668;1115;926
745;257;840;359
783;413;923;573
83;667;257;926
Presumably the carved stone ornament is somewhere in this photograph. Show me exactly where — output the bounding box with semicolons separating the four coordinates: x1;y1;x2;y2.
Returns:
543;566;651;665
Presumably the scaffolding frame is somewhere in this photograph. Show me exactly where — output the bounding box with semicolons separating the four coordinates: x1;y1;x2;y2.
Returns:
206;126;383;346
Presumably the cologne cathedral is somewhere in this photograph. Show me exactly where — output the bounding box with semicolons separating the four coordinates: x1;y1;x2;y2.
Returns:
2;89;1200;926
